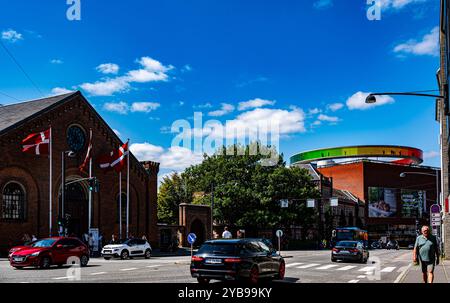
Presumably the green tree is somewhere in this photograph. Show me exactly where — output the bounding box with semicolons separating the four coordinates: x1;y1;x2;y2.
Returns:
157;173;192;224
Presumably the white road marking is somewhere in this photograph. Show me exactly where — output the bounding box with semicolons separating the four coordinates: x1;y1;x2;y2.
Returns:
90;272;107;275
357;275;366;278
120;267;138;271
52;276;70;280
296;263;320;269
336;265;357;271
394;264;412;283
286;262;304;268
146;265;160;268
381;267;396;273
316;264;339;270
359;266;375;272
348;279;359;283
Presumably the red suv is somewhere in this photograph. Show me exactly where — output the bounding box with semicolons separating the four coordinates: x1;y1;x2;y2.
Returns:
9;237;90;269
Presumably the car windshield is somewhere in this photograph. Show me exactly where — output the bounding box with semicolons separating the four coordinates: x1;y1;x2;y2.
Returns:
116;239;132;244
336;241;357;248
30;239;57;248
197;243;238;255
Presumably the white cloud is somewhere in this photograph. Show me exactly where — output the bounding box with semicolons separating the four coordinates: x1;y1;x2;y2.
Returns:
51;87;74;95
130;102;160;113
50;59;63;64
80;57;173;96
103;101;129;114
313;0;333;9
423;150;440;159
346;91;394;110
379;0;428;10
311;120;322;127
80;77;130;96
194;103;213;109
238;98;276;111
130;143;203;171
318;114;340;123
327;103;344;112
308;108;321;115
181;64;192;72
393;26;439;57
208;103;235;117
217;107;306;139
1;29;23;42
126;56;173;82
96;63;119;74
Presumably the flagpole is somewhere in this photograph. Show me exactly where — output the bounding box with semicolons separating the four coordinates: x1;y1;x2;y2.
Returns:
49;127;52;237
126;139;130;239
88;158;92;231
119;171;122;239
88;129;92;231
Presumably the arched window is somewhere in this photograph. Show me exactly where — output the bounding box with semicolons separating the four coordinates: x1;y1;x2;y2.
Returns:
117;193;131;224
2;182;26;220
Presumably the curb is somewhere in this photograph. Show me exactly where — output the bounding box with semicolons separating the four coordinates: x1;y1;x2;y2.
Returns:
394;263;412;283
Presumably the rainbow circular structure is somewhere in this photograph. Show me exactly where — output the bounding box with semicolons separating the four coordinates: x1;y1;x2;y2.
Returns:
290;145;423;166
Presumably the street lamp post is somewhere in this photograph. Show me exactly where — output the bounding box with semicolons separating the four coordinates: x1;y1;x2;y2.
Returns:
61;150;75;236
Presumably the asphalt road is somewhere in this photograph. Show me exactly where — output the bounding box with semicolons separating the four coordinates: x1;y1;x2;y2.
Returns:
0;249;412;283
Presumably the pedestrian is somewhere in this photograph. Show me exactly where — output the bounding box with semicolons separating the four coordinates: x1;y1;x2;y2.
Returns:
142;235;148;241
31;235;37;242
98;233;104;250
222;226;232;239
110;234;117;244
413;225;440;283
22;233;31;245
82;232;89;245
88;233;94;256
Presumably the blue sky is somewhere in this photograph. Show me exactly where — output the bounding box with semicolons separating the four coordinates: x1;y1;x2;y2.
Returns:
0;0;442;179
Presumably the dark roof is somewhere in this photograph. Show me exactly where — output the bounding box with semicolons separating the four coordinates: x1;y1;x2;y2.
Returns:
0;92;77;135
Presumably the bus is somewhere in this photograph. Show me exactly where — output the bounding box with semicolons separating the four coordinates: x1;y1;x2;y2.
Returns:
331;227;368;248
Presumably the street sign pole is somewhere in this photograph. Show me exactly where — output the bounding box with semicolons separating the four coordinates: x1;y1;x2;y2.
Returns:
276;229;283;256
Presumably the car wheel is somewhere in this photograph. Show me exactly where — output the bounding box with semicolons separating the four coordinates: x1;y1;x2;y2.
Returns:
249;266;259;284
104;257;111;260
80;255;89;267
144;249;151;259
40;256;51;269
120;250;129;260
276;261;286;280
197;277;210;284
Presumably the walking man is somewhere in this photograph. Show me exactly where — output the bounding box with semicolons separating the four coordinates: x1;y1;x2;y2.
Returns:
413;225;440;283
222;226;232;239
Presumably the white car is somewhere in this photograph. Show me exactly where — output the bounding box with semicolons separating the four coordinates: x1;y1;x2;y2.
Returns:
101;238;152;260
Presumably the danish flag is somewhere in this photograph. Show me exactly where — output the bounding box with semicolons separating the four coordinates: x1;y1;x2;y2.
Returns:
98;141;129;173
22;129;50;155
79;129;93;173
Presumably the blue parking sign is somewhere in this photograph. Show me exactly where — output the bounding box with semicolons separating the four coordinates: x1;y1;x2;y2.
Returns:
187;233;197;245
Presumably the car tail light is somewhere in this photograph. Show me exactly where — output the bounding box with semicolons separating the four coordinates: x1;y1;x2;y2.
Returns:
224;258;242;263
349;249;359;253
332;248;339;252
191;256;204;262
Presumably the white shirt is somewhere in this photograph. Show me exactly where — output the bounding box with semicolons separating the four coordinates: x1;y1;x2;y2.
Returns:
222;230;232;239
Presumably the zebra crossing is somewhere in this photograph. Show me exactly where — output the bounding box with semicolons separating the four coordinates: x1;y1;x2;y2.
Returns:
285;261;398;273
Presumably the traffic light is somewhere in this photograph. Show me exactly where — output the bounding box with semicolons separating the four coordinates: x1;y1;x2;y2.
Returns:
88;177;99;192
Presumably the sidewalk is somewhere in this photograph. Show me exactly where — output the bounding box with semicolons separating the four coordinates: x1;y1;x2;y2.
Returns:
399;260;450;283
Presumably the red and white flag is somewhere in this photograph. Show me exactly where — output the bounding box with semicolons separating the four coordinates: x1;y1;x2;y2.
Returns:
22;129;50;155
98;141;129;172
111;142;129;173
79;129;93;173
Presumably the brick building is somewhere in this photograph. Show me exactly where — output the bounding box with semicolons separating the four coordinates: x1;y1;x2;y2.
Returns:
0;91;159;253
318;160;439;245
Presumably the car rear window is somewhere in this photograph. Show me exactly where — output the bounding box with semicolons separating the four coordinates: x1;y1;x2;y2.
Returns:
336;241;357;248
197;243;238;255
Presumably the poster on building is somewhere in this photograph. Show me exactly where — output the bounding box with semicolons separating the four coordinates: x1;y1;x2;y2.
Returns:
401;190;425;218
368;187;397;217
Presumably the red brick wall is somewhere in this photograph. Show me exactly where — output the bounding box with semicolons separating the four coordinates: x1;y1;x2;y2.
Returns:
0;93;159;252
